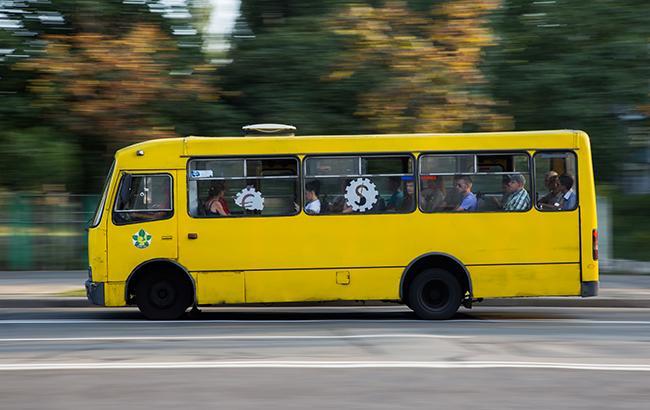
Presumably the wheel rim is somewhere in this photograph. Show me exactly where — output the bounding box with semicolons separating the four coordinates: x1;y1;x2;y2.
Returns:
149;280;176;309
420;279;450;311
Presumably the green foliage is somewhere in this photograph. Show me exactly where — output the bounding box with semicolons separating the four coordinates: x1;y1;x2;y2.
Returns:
224;0;508;135
222;1;365;135
0;128;79;189
483;0;650;182
0;0;236;192
612;193;650;261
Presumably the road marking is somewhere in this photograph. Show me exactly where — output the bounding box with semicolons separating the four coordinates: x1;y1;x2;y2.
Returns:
1;360;649;372
1;318;650;325
0;334;466;343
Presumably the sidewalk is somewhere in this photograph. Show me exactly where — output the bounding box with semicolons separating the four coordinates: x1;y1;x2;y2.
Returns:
0;271;649;309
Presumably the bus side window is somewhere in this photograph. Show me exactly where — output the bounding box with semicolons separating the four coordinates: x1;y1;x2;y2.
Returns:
304;155;415;215
419;153;532;212
188;157;299;218
112;174;173;225
534;152;578;211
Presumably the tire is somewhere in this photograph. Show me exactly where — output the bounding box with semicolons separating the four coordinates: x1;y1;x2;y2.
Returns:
408;268;462;320
136;272;193;320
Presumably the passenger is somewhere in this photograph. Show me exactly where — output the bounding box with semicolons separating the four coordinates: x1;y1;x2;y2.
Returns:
385;176;404;210
330;179;353;214
502;173;531;211
304;180;321;214
420;176;446;212
400;178;416;212
537;171;562;210
558;174;577;210
454;176;477;212
205;182;230;216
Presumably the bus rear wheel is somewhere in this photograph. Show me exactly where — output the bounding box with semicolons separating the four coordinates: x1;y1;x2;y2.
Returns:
136;272;192;320
408;268;462;320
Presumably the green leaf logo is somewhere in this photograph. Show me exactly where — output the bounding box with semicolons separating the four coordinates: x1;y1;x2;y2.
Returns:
132;228;152;249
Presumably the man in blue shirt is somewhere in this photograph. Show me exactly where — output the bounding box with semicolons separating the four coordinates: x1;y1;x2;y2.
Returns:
559;174;577;210
454;176;477;211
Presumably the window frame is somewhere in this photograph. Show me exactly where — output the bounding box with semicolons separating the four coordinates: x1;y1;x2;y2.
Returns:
303;153;417;216
111;172;174;225
533;150;579;213
417;151;533;214
90;160;115;228
187;156;301;219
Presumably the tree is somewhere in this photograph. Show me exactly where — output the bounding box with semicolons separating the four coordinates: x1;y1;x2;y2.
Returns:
222;0;365;135
484;0;650;182
326;0;511;133
223;0;510;135
1;0;241;191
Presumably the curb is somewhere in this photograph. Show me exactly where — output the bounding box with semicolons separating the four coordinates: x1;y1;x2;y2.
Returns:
0;297;649;309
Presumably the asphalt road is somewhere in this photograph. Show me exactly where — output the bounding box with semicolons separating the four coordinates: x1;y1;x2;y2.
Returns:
1;305;649;409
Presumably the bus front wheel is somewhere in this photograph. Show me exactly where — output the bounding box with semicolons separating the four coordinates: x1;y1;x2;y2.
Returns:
136;272;192;320
408;269;462;320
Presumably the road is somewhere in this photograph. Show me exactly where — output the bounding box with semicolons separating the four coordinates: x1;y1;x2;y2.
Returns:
0;305;649;409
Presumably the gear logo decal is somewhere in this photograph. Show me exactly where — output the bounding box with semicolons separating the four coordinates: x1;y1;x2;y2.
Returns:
235;186;265;211
345;178;379;212
132;228;152;249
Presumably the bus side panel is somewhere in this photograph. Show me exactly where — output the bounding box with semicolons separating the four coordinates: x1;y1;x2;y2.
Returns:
470;263;581;298
244;268;402;303
104;282;127;306
196;271;245;304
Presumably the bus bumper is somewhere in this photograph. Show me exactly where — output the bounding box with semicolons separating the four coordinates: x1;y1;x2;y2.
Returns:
581;281;599;297
85;280;105;306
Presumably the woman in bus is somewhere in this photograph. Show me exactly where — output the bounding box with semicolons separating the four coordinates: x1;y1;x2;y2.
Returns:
205;182;230;216
304;180;321;214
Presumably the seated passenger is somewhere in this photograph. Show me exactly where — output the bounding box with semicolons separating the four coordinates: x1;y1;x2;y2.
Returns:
420;176;446;212
330;179;354;214
385;176;405;210
538;171;562;210
502;173;531;211
399;178;416;212
454;176;477;212
205;182;230;216
558;174;577;210
304;180;321;214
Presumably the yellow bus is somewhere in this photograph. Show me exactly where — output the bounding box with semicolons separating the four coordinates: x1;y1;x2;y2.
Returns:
85;126;599;320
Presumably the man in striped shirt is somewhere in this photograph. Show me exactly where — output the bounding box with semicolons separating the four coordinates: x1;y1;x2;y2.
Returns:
503;173;531;211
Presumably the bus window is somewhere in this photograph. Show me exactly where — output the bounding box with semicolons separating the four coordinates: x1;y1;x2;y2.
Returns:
188;157;299;217
304;155;415;214
112;174;173;225
419;153;531;212
534;152;578;211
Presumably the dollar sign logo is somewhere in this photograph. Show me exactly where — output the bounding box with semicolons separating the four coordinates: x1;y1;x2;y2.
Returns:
355;184;367;206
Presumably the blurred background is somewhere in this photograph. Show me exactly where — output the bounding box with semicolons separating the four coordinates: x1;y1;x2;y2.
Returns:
0;0;648;271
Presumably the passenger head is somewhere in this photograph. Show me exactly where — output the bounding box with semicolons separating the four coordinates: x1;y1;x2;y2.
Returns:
503;173;525;194
455;176;472;194
405;180;415;195
559;174;574;192
545;171;560;192
305;180;320;202
389;176;402;191
434;176;445;191
208;182;226;199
